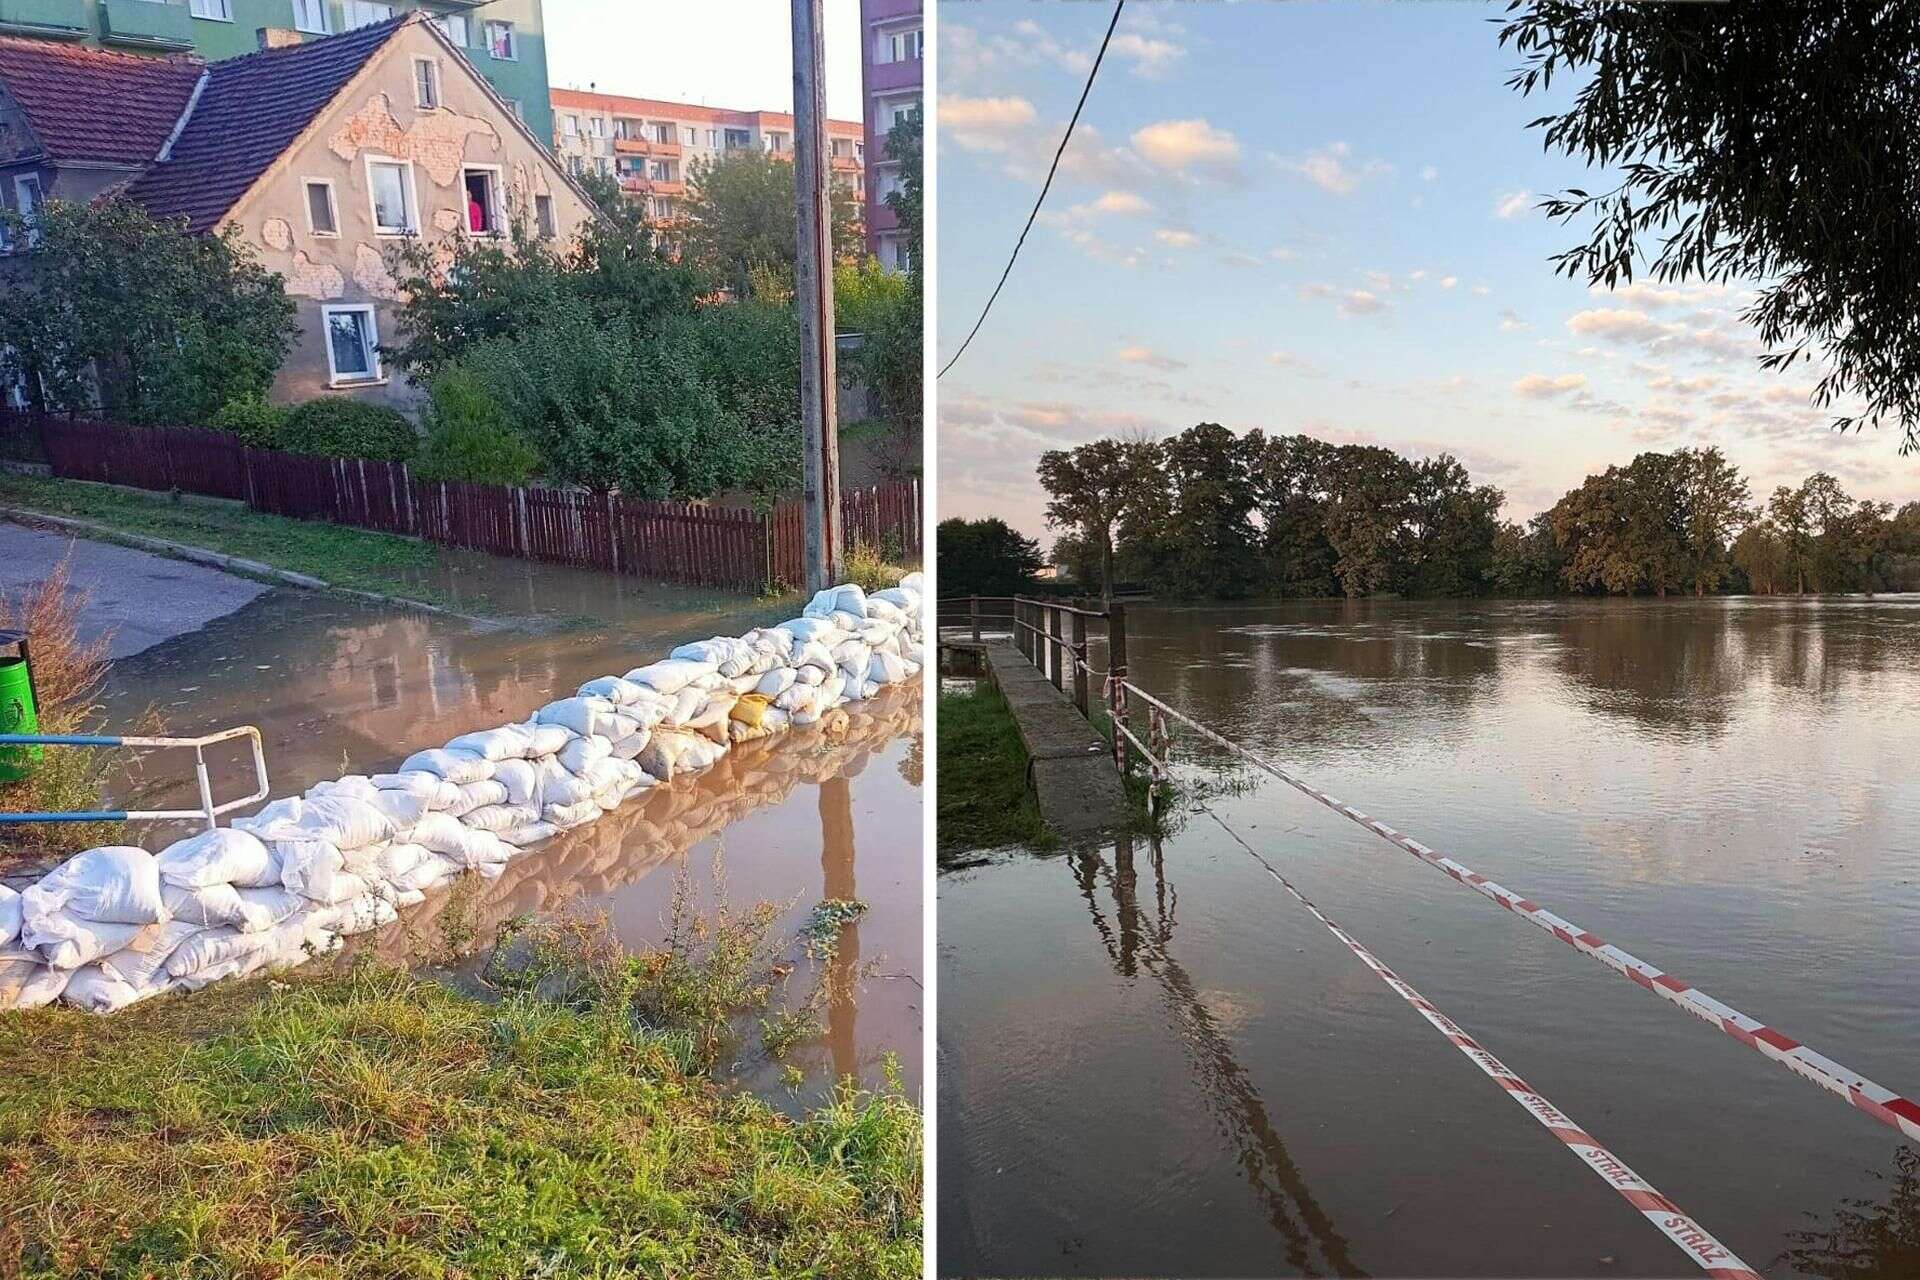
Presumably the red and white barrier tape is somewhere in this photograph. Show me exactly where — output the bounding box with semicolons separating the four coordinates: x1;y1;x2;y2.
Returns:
1126;679;1920;1147
1199;808;1760;1278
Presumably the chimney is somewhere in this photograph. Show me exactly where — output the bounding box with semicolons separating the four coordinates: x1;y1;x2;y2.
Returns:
256;28;303;51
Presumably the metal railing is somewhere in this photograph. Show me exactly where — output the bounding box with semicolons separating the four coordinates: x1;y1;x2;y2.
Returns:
0;725;268;831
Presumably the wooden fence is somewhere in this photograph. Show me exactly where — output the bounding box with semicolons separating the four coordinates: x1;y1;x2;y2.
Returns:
10;414;920;592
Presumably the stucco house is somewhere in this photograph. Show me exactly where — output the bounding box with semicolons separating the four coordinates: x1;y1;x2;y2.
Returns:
0;13;595;413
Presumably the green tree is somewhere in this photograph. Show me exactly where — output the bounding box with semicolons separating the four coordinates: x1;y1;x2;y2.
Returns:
1253;434;1340;596
1402;455;1504;597
0;199;294;424
1501;1;1920;450
1732;520;1789;595
680;150;860;298
1323;445;1417;597
1768;484;1815;594
1148;424;1265;599
883;113;924;287
1038;438;1155;602
1492;515;1564;596
1676;447;1752;596
936;517;1044;597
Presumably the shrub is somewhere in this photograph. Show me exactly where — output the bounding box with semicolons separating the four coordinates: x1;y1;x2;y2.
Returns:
207;395;287;447
275;398;417;461
414;367;541;485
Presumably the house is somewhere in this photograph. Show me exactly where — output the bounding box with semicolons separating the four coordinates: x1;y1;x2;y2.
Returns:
0;13;595;411
859;0;920;272
0;0;554;146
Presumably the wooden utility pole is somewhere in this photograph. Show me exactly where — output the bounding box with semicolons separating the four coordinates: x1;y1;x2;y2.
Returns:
792;0;840;592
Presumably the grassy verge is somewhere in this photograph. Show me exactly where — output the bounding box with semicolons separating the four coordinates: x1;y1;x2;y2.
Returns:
0;892;921;1278
936;681;1053;856
0;472;450;609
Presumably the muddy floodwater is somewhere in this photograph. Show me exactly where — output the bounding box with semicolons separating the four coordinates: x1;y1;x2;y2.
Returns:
96;573;923;1098
940;596;1920;1278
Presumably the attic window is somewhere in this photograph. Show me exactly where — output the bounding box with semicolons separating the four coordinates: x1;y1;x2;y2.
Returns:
367;158;417;235
413;57;440;110
304;180;338;236
462;168;499;236
535;194;555;240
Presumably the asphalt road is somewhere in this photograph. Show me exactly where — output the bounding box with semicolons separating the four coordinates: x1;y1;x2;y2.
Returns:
0;524;269;659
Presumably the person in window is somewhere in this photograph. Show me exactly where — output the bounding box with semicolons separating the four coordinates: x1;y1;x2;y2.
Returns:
468;190;485;233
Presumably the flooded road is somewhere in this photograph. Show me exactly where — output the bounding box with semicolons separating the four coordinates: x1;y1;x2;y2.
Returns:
95;572;923;1098
939;596;1920;1278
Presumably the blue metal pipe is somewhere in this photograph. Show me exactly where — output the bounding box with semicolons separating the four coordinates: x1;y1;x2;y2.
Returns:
0;733;122;747
0;810;131;823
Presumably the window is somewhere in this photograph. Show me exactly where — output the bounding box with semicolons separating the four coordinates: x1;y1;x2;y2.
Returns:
366;158;416;235
765;132;788;154
886;28;922;63
647;159;671;181
566;155;581;176
652;122;671;144
682;126;697;145
341;1;394;30
189;0;232;20
12;174;41;249
461;167;500;236
433;12;468;46
292;0;327;33
561;114;577;137
413;58;439;110
587;116;602;137
724;128;750;150
304;179;338;236
706;128;719;148
504;98;523;121
485;20;515;60
886;98;921;129
534;194;555;240
322;306;381;385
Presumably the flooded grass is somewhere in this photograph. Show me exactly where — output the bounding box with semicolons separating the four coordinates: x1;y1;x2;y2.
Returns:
936;681;1053;856
0;473;449;608
0;899;923;1278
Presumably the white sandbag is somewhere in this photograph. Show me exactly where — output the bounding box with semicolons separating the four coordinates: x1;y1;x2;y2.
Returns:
671;637;755;677
397;748;494;784
309;894;397;938
871;585;920;613
156;828;278;890
162;882;252;929
100;920;202;988
578;675;648;705
372;770;452;802
663;686;707;728
899;570;923;593
863;598;906;626
795;639;838;672
793;664;826;687
165;926;272;979
408;813;514;869
867;651;909;685
358;787;428;828
292;796;396;849
23;912;151;970
62;963;158;1014
462;803;540;834
623;658;718;695
609;729;651;761
234;887;305;932
543;799;602;830
0;955;68;1010
558;735;612;774
30;846;167;925
378;842;429;882
493;758;540;807
755;668;797;697
391;851;460;893
804;583;868;620
499;822;559;848
445;723;537;761
535;696;616;738
778;616;843;646
448;778;509;817
231;796;304;837
276;839;371;905
523;722;573;756
535;760;594;808
308;775;379;802
0;884;19;949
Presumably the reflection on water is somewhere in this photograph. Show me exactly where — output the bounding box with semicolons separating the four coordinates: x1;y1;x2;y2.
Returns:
941;596;1920;1277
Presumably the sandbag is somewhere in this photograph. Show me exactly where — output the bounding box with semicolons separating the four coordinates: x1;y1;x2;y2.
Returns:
462;803;540;834
445;723;537;761
165;926;273;979
397;748;494;784
30;846;167;925
730;694;774;728
100;919;203;988
499;822;559;848
671;637;755;677
558;735;612;774
609;729;651;761
543;799;602;830
535;696;616;738
232;796;304;837
62;964;158;1014
624;658;718;695
755;668;797;697
448;778;509;817
23;913;151;970
523;722;573;756
804;583;868;620
309;894;397;938
0;955;69;1010
867;651;909;685
292;796;397;849
276;839;372;905
535;760;594;808
391;851;460;893
778;616;843;646
493;758;540;806
156;828;279;890
578;675;647;705
0;884;19;949
408;813;513;869
161;882;252;929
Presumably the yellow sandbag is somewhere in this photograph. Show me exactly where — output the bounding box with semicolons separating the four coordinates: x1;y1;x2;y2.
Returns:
730;694;773;728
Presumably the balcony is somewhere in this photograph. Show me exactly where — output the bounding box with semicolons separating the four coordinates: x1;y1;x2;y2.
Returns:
613;137;682;159
830;153;862;173
865;57;920;95
0;0;87;39
98;0;193;50
619;177;687;197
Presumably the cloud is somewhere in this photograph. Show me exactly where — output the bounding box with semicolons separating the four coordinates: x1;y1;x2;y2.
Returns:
941;96;1038;152
1421;164;1440;181
1153;228;1200;248
1130;118;1242;179
1439;275;1459;289
1589;280;1731;310
1498;308;1528;332
1567;307;1757;362
1269;246;1296;262
1109;31;1186;79
1119;344;1186;372
1087;190;1149;216
1513;372;1589;399
1299;283;1390;317
1273;140;1392;195
1494;190;1533;219
1568;308;1670;344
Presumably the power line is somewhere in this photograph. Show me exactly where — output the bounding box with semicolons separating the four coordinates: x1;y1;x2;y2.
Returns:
936;0;1126;379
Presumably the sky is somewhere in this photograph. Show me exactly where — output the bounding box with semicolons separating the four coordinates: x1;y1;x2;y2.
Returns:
936;0;1920;545
545;0;864;121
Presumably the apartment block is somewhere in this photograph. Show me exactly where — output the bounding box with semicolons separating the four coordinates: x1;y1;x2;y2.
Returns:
0;0;553;143
860;0;920;271
550;86;864;224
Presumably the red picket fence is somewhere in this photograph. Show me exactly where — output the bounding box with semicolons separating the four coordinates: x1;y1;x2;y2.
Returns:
13;413;920;592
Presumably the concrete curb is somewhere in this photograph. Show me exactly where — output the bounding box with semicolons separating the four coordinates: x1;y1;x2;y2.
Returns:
0;506;498;627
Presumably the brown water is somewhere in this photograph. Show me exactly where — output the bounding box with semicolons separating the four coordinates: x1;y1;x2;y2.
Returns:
96;584;923;1098
939;596;1920;1278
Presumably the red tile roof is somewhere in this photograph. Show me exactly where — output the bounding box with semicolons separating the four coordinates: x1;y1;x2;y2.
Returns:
550;87;863;136
0;37;201;167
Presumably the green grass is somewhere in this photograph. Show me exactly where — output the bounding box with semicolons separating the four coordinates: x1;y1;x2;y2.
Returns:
0;963;922;1278
936;682;1054;856
0;473;452;610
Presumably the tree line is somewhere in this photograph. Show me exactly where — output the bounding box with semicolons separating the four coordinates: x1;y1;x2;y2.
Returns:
1029;425;1920;600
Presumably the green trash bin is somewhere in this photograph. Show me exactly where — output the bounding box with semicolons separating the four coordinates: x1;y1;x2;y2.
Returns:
0;629;41;781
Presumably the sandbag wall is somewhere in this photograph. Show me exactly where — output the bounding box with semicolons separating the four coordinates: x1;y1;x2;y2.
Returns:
0;578;925;1013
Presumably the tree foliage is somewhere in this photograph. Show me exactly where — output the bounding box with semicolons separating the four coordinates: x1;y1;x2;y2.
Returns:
0;199;295;424
276;399;417;461
679;149;860;299
936;517;1044;597
1500;1;1920;450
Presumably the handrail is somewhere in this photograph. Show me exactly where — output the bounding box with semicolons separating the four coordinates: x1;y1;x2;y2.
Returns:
1012;595;1109;618
0;725;269;832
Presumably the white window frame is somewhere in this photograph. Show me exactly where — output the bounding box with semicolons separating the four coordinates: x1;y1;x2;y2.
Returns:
460;164;503;238
561;114;577;137
302;177;339;237
340;0;393;30
485;20;516;60
432;12;468;46
321;304;383;386
291;0;328;34
12;174;42;249
885;27;922;63
189;0;232;21
364;155;419;237
412;56;440;110
534;193;555;240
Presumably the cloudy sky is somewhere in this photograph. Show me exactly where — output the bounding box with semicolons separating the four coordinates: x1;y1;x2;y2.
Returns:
547;0;863;120
936;0;1920;544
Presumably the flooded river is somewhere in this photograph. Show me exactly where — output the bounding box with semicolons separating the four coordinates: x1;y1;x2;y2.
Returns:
940;596;1920;1278
96;575;923;1098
